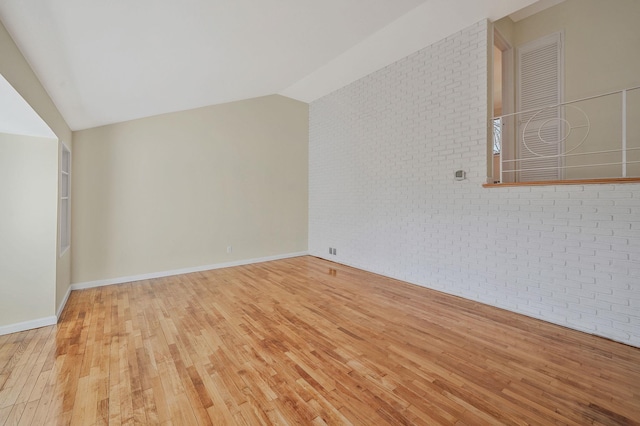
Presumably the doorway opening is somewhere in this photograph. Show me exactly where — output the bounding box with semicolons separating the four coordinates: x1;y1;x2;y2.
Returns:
492;30;513;183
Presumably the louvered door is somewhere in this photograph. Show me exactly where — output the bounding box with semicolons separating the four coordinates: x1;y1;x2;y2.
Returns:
516;32;564;181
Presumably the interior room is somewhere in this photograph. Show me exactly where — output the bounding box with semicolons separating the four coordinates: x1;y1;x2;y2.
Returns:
1;0;639;424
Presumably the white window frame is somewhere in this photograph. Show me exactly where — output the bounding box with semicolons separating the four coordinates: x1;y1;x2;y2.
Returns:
59;142;71;256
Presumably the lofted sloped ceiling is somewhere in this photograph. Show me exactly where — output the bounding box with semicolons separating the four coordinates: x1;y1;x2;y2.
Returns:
0;74;56;138
0;0;537;131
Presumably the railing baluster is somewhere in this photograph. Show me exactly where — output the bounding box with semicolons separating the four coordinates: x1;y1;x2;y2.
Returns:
491;85;639;182
622;89;627;178
499;118;503;183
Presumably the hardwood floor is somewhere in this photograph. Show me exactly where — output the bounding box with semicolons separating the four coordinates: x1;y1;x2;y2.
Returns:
1;256;639;425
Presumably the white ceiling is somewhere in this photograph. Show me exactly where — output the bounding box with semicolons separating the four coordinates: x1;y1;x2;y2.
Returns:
0;0;537;131
0;74;56;138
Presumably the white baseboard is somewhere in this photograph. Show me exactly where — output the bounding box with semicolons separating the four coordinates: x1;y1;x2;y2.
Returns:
0;316;57;336
71;251;309;291
309;253;640;349
0;252;308;336
56;286;72;319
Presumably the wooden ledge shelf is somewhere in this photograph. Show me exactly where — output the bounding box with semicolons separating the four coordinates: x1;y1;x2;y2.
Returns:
483;177;640;188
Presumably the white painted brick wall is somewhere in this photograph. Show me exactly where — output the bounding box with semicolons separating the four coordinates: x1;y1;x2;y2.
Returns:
308;20;640;348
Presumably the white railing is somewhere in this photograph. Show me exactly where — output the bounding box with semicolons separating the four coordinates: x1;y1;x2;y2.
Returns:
492;86;640;183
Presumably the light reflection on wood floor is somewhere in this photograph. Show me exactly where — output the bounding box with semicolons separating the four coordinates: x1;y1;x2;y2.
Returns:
1;256;639;425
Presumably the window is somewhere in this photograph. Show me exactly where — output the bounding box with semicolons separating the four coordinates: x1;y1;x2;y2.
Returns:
60;143;70;255
493;118;501;155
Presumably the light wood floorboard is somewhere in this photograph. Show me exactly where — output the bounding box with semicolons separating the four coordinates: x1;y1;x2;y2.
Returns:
1;256;639;425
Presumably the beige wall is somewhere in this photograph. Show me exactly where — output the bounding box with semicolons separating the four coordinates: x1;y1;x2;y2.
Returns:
72;95;308;283
0;133;58;326
494;0;640;179
512;0;640;98
0;20;73;316
628;88;640;176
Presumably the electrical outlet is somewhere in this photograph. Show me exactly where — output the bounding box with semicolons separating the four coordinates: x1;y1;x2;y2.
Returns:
227;246;233;254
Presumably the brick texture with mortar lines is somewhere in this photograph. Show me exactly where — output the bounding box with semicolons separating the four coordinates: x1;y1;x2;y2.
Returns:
309;20;640;347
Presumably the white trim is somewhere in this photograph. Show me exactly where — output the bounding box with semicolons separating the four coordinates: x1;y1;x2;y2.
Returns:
0;252;308;336
71;251;309;291
56;286;72;319
59;246;70;258
59;141;71;257
310;254;638;348
0;316;57;336
493;27;515;183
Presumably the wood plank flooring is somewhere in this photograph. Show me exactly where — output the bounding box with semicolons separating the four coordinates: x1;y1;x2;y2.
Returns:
1;256;639;425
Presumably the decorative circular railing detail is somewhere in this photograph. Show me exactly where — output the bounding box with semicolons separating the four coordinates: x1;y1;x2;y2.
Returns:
522;105;591;158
